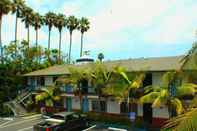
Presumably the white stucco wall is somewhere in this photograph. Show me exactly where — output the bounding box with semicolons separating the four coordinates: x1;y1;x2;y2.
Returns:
72;97;80;110
153;107;169;118
152;72;164;86
107;99;120;114
44;77;53;86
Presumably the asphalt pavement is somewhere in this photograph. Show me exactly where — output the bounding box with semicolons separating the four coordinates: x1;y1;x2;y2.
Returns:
0;115;42;131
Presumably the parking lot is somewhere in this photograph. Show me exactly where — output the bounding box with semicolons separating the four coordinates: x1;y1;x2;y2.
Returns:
0;115;42;131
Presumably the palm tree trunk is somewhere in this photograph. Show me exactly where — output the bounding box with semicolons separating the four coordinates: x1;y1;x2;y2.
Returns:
27;26;30;48
36;28;39;63
48;28;51;50
15;11;18;43
68;31;72;64
36;28;38;48
58;30;62;64
15;10;18;57
0;14;3;64
80;33;84;57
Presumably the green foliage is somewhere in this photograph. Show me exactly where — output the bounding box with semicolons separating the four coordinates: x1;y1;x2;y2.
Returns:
140;71;197;115
35;86;61;107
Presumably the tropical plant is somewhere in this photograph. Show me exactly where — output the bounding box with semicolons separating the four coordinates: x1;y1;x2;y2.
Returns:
54;13;66;63
66;16;79;63
102;66;145;115
0;0;12;63
35;86;61;107
98;53;104;62
21;5;34;46
140;72;197;117
77;17;90;57
44;12;56;50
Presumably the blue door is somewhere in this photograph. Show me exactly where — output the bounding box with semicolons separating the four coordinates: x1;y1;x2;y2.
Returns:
82;96;89;113
66;97;72;111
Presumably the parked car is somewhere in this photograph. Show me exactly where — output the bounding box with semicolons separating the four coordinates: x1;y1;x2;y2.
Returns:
33;112;89;131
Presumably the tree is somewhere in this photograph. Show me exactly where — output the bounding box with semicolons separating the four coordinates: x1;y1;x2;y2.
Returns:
11;0;25;57
140;72;197;117
66;16;79;63
54;13;66;63
21;5;33;47
97;53;104;62
32;12;44;48
35;86;61;107
77;17;90;57
0;0;12;63
44;12;56;51
103;66;145;113
11;0;25;43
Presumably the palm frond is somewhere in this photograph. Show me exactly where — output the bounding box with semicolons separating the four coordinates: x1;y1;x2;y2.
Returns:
139;92;160;104
164;108;197;131
171;98;184;115
176;83;196;97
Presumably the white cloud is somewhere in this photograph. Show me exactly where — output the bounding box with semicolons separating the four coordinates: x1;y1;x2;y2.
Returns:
144;4;197;44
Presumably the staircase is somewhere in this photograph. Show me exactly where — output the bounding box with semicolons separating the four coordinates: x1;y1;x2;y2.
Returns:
4;101;27;117
4;89;33;117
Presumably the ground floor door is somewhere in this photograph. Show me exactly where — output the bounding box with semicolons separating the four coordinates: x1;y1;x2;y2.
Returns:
143;103;152;124
82;96;89;113
66;97;72;111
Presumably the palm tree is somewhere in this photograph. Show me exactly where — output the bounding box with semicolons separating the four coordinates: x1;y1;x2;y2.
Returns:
44;12;56;50
11;0;25;43
98;53;104;62
77;17;90;57
164;108;197;131
103;66;145;112
35;86;61;107
32;12;44;48
140;72;197;117
54;13;66;63
11;0;25;57
21;5;33;47
0;0;12;63
66;16;79;64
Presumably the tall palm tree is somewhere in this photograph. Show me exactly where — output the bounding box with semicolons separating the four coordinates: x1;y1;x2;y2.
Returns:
77;17;90;57
11;0;25;43
44;12;56;51
0;0;12;63
32;12;44;48
54;13;66;64
66;16;79;64
21;5;33;47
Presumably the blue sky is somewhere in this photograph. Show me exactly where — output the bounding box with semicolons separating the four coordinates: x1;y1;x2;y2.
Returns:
2;0;197;61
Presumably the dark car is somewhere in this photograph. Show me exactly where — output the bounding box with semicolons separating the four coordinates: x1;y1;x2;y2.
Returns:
33;112;89;131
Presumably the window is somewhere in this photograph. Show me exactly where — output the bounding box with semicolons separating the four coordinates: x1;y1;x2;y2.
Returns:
143;73;152;87
37;77;45;86
53;77;58;82
92;100;106;112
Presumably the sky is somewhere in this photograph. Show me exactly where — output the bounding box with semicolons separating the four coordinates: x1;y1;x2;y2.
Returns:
2;0;197;61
